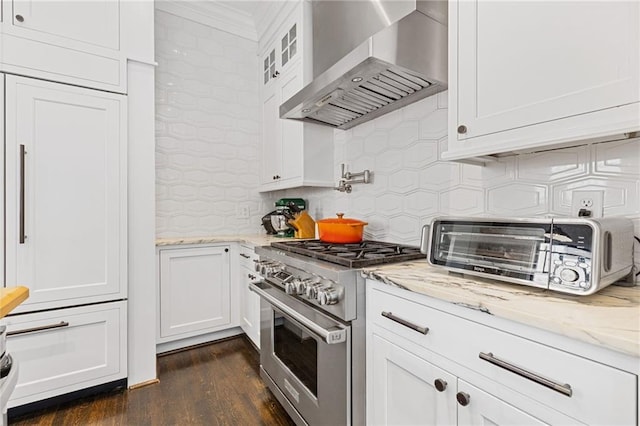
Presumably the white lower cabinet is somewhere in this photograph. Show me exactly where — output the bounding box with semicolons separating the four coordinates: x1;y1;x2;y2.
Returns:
370;333;457;425
366;279;637;425
2;301;127;408
238;245;261;348
157;245;234;343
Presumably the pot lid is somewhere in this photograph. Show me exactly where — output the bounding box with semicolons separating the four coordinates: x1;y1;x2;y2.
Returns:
317;213;368;226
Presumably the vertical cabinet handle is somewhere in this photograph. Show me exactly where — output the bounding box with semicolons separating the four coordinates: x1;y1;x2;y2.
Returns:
19;144;27;244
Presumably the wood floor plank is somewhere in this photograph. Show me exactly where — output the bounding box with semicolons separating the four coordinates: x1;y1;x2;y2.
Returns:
10;336;295;426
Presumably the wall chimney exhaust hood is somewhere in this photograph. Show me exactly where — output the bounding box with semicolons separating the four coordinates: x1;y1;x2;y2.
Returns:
280;0;448;131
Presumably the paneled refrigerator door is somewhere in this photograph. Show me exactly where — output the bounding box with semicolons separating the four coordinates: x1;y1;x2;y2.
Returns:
4;76;127;312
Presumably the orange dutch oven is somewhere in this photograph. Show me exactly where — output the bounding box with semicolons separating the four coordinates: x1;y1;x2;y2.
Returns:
317;213;368;243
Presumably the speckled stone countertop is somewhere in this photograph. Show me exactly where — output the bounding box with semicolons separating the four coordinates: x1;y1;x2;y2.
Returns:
156;234;296;247
362;260;640;358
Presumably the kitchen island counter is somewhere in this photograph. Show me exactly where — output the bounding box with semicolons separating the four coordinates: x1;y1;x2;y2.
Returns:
0;287;29;319
362;260;640;358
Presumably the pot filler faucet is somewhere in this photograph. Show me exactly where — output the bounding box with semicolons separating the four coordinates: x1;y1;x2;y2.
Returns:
334;163;372;193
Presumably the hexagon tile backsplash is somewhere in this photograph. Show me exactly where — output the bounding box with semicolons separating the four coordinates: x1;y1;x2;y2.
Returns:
272;94;640;249
156;11;640;261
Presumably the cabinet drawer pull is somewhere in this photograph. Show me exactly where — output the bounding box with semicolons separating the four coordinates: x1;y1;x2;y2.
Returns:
15;14;24;23
381;311;429;335
240;253;251;259
434;378;447;392
479;352;572;397
7;321;70;336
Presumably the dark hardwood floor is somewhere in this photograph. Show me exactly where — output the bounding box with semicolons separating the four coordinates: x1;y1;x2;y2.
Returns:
10;336;295;426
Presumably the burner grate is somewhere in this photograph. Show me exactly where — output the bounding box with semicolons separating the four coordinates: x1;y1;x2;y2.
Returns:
270;240;424;268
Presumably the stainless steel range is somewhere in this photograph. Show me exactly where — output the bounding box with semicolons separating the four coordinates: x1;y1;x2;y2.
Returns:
250;240;423;426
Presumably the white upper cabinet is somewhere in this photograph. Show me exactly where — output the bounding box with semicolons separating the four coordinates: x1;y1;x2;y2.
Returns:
4;76;127;312
0;0;126;93
259;1;334;192
445;0;640;161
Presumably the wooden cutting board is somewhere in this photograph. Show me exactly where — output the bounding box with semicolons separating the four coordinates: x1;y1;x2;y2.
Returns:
0;286;29;318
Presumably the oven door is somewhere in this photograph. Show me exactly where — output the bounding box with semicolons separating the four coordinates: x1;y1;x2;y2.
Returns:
250;281;350;426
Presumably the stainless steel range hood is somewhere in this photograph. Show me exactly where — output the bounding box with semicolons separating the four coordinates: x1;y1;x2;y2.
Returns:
280;0;448;130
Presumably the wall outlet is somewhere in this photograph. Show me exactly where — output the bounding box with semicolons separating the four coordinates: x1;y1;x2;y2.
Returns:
571;190;604;218
238;205;250;219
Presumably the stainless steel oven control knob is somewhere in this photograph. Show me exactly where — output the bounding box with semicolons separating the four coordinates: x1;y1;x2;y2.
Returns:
305;282;323;299
294;278;308;295
317;287;340;305
284;280;297;294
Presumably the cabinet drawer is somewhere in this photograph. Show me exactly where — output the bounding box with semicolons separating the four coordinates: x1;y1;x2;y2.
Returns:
2;301;127;408
369;286;636;425
239;245;259;271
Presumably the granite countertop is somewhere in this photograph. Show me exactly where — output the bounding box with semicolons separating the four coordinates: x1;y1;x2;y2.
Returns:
156;234;297;247
0;286;29;318
362;260;640;358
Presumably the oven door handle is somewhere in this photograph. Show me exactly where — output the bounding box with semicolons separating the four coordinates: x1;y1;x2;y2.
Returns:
249;283;347;345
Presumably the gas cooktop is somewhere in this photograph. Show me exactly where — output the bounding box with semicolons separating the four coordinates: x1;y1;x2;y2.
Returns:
270;239;424;268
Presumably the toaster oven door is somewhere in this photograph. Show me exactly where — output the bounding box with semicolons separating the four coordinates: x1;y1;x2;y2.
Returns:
429;220;552;285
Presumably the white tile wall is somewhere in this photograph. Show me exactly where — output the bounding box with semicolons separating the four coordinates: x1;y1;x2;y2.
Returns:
155;12;640;279
272;92;640;255
155;10;267;237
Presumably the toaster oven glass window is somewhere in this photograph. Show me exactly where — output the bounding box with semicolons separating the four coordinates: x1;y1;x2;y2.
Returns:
433;223;549;275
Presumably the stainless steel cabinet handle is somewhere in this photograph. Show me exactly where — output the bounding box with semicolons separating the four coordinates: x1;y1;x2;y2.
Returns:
479;352;572;397
434;378;447;392
240;253;251;259
15;14;24;22
381;311;429;335
7;321;69;336
456;392;470;406
19;144;27;244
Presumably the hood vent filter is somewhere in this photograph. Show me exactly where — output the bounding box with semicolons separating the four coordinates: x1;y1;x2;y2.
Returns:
308;67;432;128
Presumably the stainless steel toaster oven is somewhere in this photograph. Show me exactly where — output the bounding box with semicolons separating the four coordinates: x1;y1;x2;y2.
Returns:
423;217;634;295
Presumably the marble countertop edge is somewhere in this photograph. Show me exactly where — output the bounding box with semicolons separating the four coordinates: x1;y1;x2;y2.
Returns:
362;261;640;358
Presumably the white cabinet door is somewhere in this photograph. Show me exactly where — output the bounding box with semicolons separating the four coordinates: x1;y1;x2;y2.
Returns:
3;301;127;408
456;1;639;140
239;266;261;348
261;77;282;185
456;380;548;426
4;76;127;312
447;0;640;160
11;0;119;50
0;0;125;92
238;245;261;348
159;246;232;339
369;333;457;426
279;59;304;184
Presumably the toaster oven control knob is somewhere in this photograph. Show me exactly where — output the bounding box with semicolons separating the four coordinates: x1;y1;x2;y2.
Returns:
559;268;579;283
317;287;340;305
